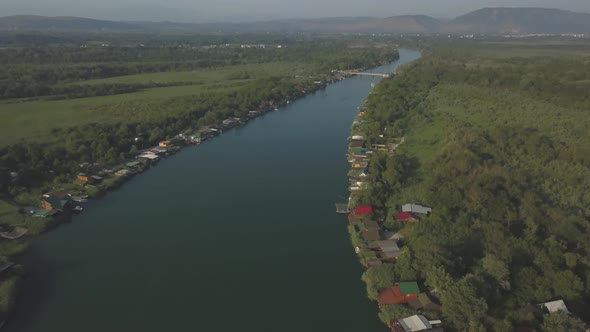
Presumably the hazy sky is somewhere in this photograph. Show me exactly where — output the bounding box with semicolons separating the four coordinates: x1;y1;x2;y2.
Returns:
1;0;590;22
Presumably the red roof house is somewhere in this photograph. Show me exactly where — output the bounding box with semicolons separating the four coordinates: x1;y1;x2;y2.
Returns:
378;282;420;305
393;212;419;223
355;205;373;216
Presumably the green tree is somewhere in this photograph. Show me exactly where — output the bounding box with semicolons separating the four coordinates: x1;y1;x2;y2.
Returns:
361;264;396;300
542;313;586;332
378;304;418;325
481;254;511;290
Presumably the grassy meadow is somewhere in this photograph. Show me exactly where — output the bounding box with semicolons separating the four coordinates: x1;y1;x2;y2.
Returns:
0;62;317;147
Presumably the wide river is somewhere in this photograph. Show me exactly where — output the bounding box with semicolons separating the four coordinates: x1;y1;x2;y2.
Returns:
8;49;420;332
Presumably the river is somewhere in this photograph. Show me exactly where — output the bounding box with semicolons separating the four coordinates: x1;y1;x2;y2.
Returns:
7;49;420;332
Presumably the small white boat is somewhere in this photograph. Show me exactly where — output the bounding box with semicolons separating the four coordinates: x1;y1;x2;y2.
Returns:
371;83;376;88
73;206;83;212
355;247;360;254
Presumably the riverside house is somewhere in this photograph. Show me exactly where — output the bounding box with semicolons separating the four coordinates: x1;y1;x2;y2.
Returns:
402;204;432;215
378;281;420;306
115;169;133;177
350;147;371;160
358;220;381;242
390;314;443;332
371;240;401;262
159;140;172;148
41;192;71;211
126;161;142;169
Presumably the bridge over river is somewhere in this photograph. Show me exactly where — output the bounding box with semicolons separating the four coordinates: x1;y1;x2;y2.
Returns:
338;70;394;78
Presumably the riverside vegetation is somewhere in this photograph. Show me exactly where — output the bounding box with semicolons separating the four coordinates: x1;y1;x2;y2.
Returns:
354;40;590;330
0;33;399;322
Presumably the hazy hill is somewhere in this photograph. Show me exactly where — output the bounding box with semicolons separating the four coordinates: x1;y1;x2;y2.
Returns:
0;15;141;32
337;15;442;33
1;8;590;34
447;7;590;34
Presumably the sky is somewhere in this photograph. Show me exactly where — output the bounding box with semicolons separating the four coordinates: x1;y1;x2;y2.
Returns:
1;0;590;22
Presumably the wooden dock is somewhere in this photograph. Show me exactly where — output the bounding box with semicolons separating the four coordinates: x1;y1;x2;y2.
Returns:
335;203;350;214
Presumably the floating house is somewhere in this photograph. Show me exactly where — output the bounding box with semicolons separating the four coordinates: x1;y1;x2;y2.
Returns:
150;146;168;155
221;118;242;129
138;153;160;162
335;203;350;214
115;169;133;177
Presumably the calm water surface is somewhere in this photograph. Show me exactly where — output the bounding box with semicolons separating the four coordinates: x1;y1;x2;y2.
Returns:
8;49;420;332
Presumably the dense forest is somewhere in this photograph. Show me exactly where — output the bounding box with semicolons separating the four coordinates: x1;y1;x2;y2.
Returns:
355;42;590;330
0;38;393;100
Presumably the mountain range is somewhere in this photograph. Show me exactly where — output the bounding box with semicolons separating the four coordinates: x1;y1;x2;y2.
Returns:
1;8;590;35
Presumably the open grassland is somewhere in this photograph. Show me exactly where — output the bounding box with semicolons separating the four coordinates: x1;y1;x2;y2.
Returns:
0;82;248;147
474;41;590;57
401;82;590;165
0;62;322;147
0;200;46;235
74;62;313;85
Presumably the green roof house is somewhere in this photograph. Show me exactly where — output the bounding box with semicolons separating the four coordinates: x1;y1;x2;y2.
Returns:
398;281;420;295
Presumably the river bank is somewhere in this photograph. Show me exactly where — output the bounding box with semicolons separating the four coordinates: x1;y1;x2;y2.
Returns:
0;53;412;328
341;51;449;330
341;43;590;330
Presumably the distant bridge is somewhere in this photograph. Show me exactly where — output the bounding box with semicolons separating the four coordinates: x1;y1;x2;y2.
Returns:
339;70;394;78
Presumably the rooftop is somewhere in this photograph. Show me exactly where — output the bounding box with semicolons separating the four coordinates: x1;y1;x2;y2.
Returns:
540;299;570;314
394;212;419;221
398;281;420;295
402;204;432;215
355;205;373;215
397;315;432;332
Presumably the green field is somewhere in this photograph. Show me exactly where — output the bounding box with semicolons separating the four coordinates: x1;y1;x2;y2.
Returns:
0;61;323;147
474;42;590;57
74;62;312;85
0;83;238;146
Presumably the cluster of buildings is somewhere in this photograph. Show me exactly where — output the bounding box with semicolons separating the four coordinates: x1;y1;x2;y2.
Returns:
344;111;590;331
34;102;286;218
344;113;443;331
204;43;286;49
